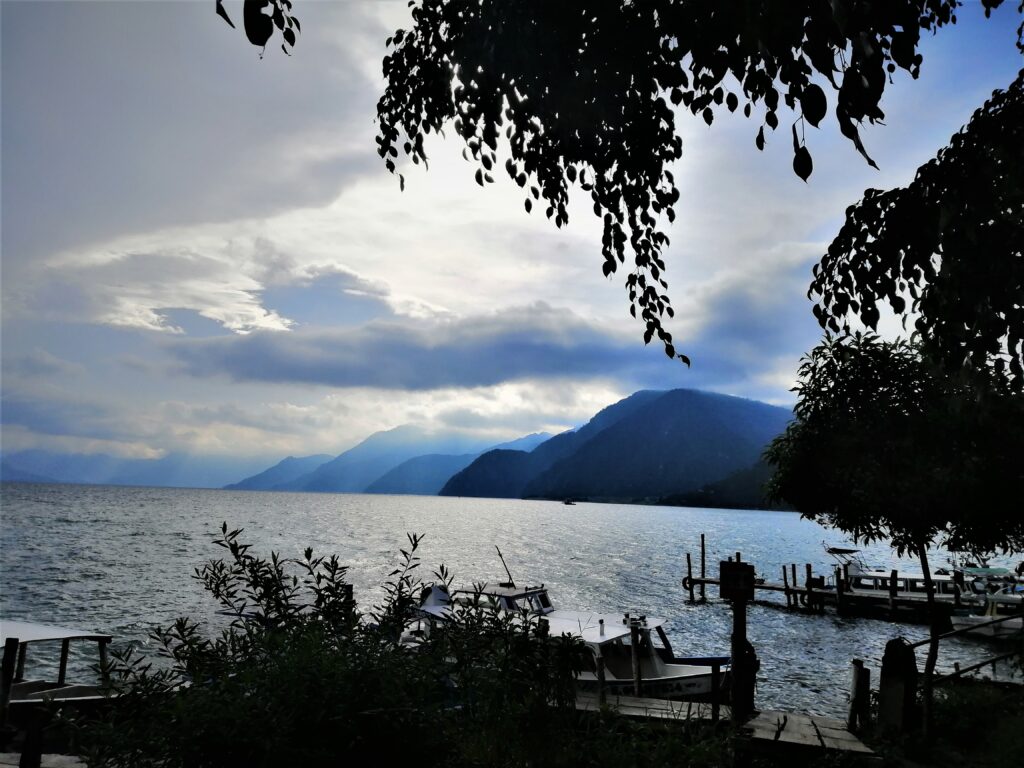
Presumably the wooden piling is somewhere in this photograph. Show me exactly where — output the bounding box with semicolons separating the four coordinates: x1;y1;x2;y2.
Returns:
629;623;642;697
835;567;846;615
736;551;742;563
711;661;721;722
57;638;70;686
15;644;26;682
782;565;791;608
699;533;707;602
791;564;798;599
596;655;607;705
805;563;813;610
99;638;110;685
888;569;899;616
847;658;870;732
1;637;18;726
686;552;696;603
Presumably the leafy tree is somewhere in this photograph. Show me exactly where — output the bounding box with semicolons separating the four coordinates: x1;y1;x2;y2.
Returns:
219;1;1022;369
812;69;1024;391
765;332;1024;734
371;0;1021;362
766;334;1024;557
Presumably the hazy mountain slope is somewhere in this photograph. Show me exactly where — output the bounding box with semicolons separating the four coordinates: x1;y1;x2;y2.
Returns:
524;390;792;501
279;425;496;493
224;455;333;491
0;461;59;484
0;450;270;489
440;391;664;498
364;432;552;495
364;453;480;495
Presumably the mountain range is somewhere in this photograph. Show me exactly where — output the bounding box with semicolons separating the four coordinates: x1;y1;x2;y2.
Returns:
1;388;794;508
441;389;792;503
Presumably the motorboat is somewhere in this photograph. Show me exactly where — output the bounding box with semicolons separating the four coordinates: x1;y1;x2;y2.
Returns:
1;620;112;712
950;585;1024;638
413;582;730;701
824;546;995;608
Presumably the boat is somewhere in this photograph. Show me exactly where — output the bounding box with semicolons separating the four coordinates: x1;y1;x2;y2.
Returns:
1;620;112;713
413;582;730;701
562;499;576;506
825;546;981;608
950;586;1024;638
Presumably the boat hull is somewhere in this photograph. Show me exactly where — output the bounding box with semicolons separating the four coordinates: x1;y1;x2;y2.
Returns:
576;668;728;702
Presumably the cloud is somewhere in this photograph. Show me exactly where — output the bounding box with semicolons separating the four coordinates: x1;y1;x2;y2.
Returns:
1;1;386;277
5;350;86;379
166;303;666;389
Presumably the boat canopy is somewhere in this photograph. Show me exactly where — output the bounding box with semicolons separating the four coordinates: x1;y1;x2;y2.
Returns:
540;611;667;647
0;620;111;645
825;547;861;555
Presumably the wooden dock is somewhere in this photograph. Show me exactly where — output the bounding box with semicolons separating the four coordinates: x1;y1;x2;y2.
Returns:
0;755;82;768
575;692;876;760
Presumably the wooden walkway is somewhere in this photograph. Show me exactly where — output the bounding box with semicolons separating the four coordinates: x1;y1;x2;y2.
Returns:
575;692;876;760
0;755;83;768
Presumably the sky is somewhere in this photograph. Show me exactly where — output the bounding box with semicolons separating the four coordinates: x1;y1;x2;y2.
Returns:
2;1;1022;467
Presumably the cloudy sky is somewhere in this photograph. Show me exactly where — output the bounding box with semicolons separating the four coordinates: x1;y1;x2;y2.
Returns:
2;1;1021;467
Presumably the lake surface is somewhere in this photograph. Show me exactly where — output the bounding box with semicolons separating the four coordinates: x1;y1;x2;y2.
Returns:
1;483;1017;717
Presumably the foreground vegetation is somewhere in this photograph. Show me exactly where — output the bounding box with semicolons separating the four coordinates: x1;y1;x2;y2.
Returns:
72;527;735;767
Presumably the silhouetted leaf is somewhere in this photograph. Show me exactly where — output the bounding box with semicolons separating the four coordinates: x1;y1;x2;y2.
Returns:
216;0;236;29
793;146;813;181
243;0;274;48
801;84;827;127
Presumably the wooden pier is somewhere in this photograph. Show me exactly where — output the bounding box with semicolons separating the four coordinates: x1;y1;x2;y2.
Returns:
681;534;960;620
575;692;876;761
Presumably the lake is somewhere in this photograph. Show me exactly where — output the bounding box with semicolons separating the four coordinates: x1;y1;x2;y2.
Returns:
0;482;1016;717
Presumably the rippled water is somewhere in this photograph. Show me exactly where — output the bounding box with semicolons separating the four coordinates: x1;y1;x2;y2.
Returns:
1;483;1017;717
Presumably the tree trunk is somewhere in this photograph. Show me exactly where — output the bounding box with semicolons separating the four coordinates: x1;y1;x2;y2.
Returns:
919;542;940;739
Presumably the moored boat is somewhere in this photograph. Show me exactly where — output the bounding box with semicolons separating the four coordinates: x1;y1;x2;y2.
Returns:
414;582;730;701
1;620;112;712
950;586;1024;638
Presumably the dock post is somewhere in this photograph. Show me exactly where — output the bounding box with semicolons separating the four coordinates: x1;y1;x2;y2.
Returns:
782;566;791;608
879;638;919;733
711;661;721;722
596;656;607;705
629;622;642;697
1;637;18;728
720;560;758;723
700;533;707;602
953;570;964;609
99;639;110;685
804;563;813;610
57;638;70;686
686;552;696;602
889;569;899;617
836;567;846;615
790;564;798;603
847;658;871;732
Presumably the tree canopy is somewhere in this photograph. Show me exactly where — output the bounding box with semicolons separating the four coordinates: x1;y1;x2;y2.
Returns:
765;333;1024;557
218;1;1022;371
812;69;1024;391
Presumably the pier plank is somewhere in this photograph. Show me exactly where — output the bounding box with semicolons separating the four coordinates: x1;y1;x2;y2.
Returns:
576;693;875;757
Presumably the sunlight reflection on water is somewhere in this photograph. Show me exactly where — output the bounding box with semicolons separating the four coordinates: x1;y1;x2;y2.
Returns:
1;483;1018;717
